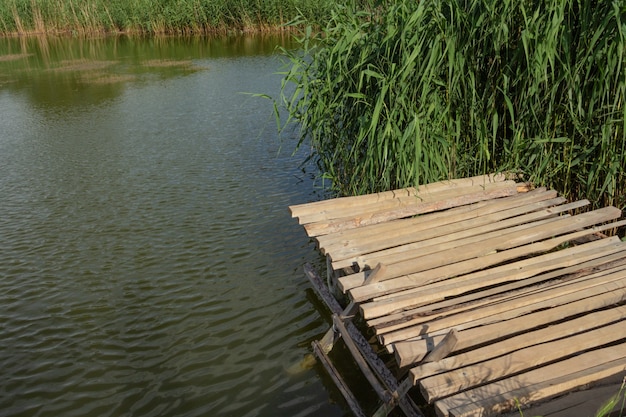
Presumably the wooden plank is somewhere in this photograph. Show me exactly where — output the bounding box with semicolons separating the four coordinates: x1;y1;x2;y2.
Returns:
356;236;624;313
319;189;560;259
409;304;626;377
289;173;508;220
316;186;551;252
337;208;608;293
345;219;625;299
338;206;624;292
420;320;626;402
303;182;518;237
339;215;563;280
380;271;626;346
363;263;387;285
499;376;626;417
348;207;621;287
435;343;626;417
316;187;555;252
331;197;579;270
394;286;626;366
338;271;368;293
298;181;517;226
371;251;626;335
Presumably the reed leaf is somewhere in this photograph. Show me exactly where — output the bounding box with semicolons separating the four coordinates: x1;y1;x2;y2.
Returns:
278;0;626;221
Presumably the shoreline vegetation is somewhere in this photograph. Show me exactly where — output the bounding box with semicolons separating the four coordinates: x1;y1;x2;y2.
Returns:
0;0;337;36
4;1;625;220
278;0;626;217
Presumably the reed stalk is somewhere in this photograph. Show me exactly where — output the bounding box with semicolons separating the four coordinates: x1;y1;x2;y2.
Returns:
0;0;338;35
278;0;626;215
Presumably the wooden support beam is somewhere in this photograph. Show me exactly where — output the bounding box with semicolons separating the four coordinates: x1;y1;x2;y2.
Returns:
372;378;415;417
304;262;343;316
336;315;425;417
333;315;393;404
304;263;424;417
312;341;367;417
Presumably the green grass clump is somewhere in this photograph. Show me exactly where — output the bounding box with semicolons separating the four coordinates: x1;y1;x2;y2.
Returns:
278;0;626;211
0;0;339;35
596;377;626;417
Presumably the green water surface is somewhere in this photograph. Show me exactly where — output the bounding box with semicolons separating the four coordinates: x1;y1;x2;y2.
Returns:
0;34;348;417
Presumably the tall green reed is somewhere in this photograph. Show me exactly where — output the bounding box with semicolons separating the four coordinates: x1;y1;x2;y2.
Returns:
0;0;337;35
278;0;626;212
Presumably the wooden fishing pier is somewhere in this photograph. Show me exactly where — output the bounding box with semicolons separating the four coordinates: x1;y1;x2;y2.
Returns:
290;174;626;417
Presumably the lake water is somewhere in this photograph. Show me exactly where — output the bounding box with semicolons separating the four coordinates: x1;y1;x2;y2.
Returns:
0;35;348;417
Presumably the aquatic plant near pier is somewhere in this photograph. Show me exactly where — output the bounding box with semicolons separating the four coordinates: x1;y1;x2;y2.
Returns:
279;0;626;213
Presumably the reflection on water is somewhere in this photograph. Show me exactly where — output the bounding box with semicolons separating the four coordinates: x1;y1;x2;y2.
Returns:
0;34;297;107
0;35;347;417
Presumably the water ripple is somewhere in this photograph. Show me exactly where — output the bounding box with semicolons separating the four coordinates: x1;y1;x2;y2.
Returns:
0;46;343;417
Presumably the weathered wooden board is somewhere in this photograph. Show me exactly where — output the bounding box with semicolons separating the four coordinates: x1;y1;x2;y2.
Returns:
331;198;582;270
409;305;626;379
339;220;625;296
290;174;509;218
378;261;626;337
294;175;626;417
289;173;508;221
347;207;622;298
321;189;563;260
499;375;625;417
435;342;626;417
380;268;626;346
420;320;626;402
374;252;626;337
394;285;626;366
302;182;518;237
359;238;626;319
316;188;556;253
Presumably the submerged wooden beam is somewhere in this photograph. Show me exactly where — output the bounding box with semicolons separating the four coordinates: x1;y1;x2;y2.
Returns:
305;262;424;417
312;340;367;417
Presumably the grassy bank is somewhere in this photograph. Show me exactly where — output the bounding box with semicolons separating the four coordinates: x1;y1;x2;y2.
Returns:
0;0;336;35
279;0;626;213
